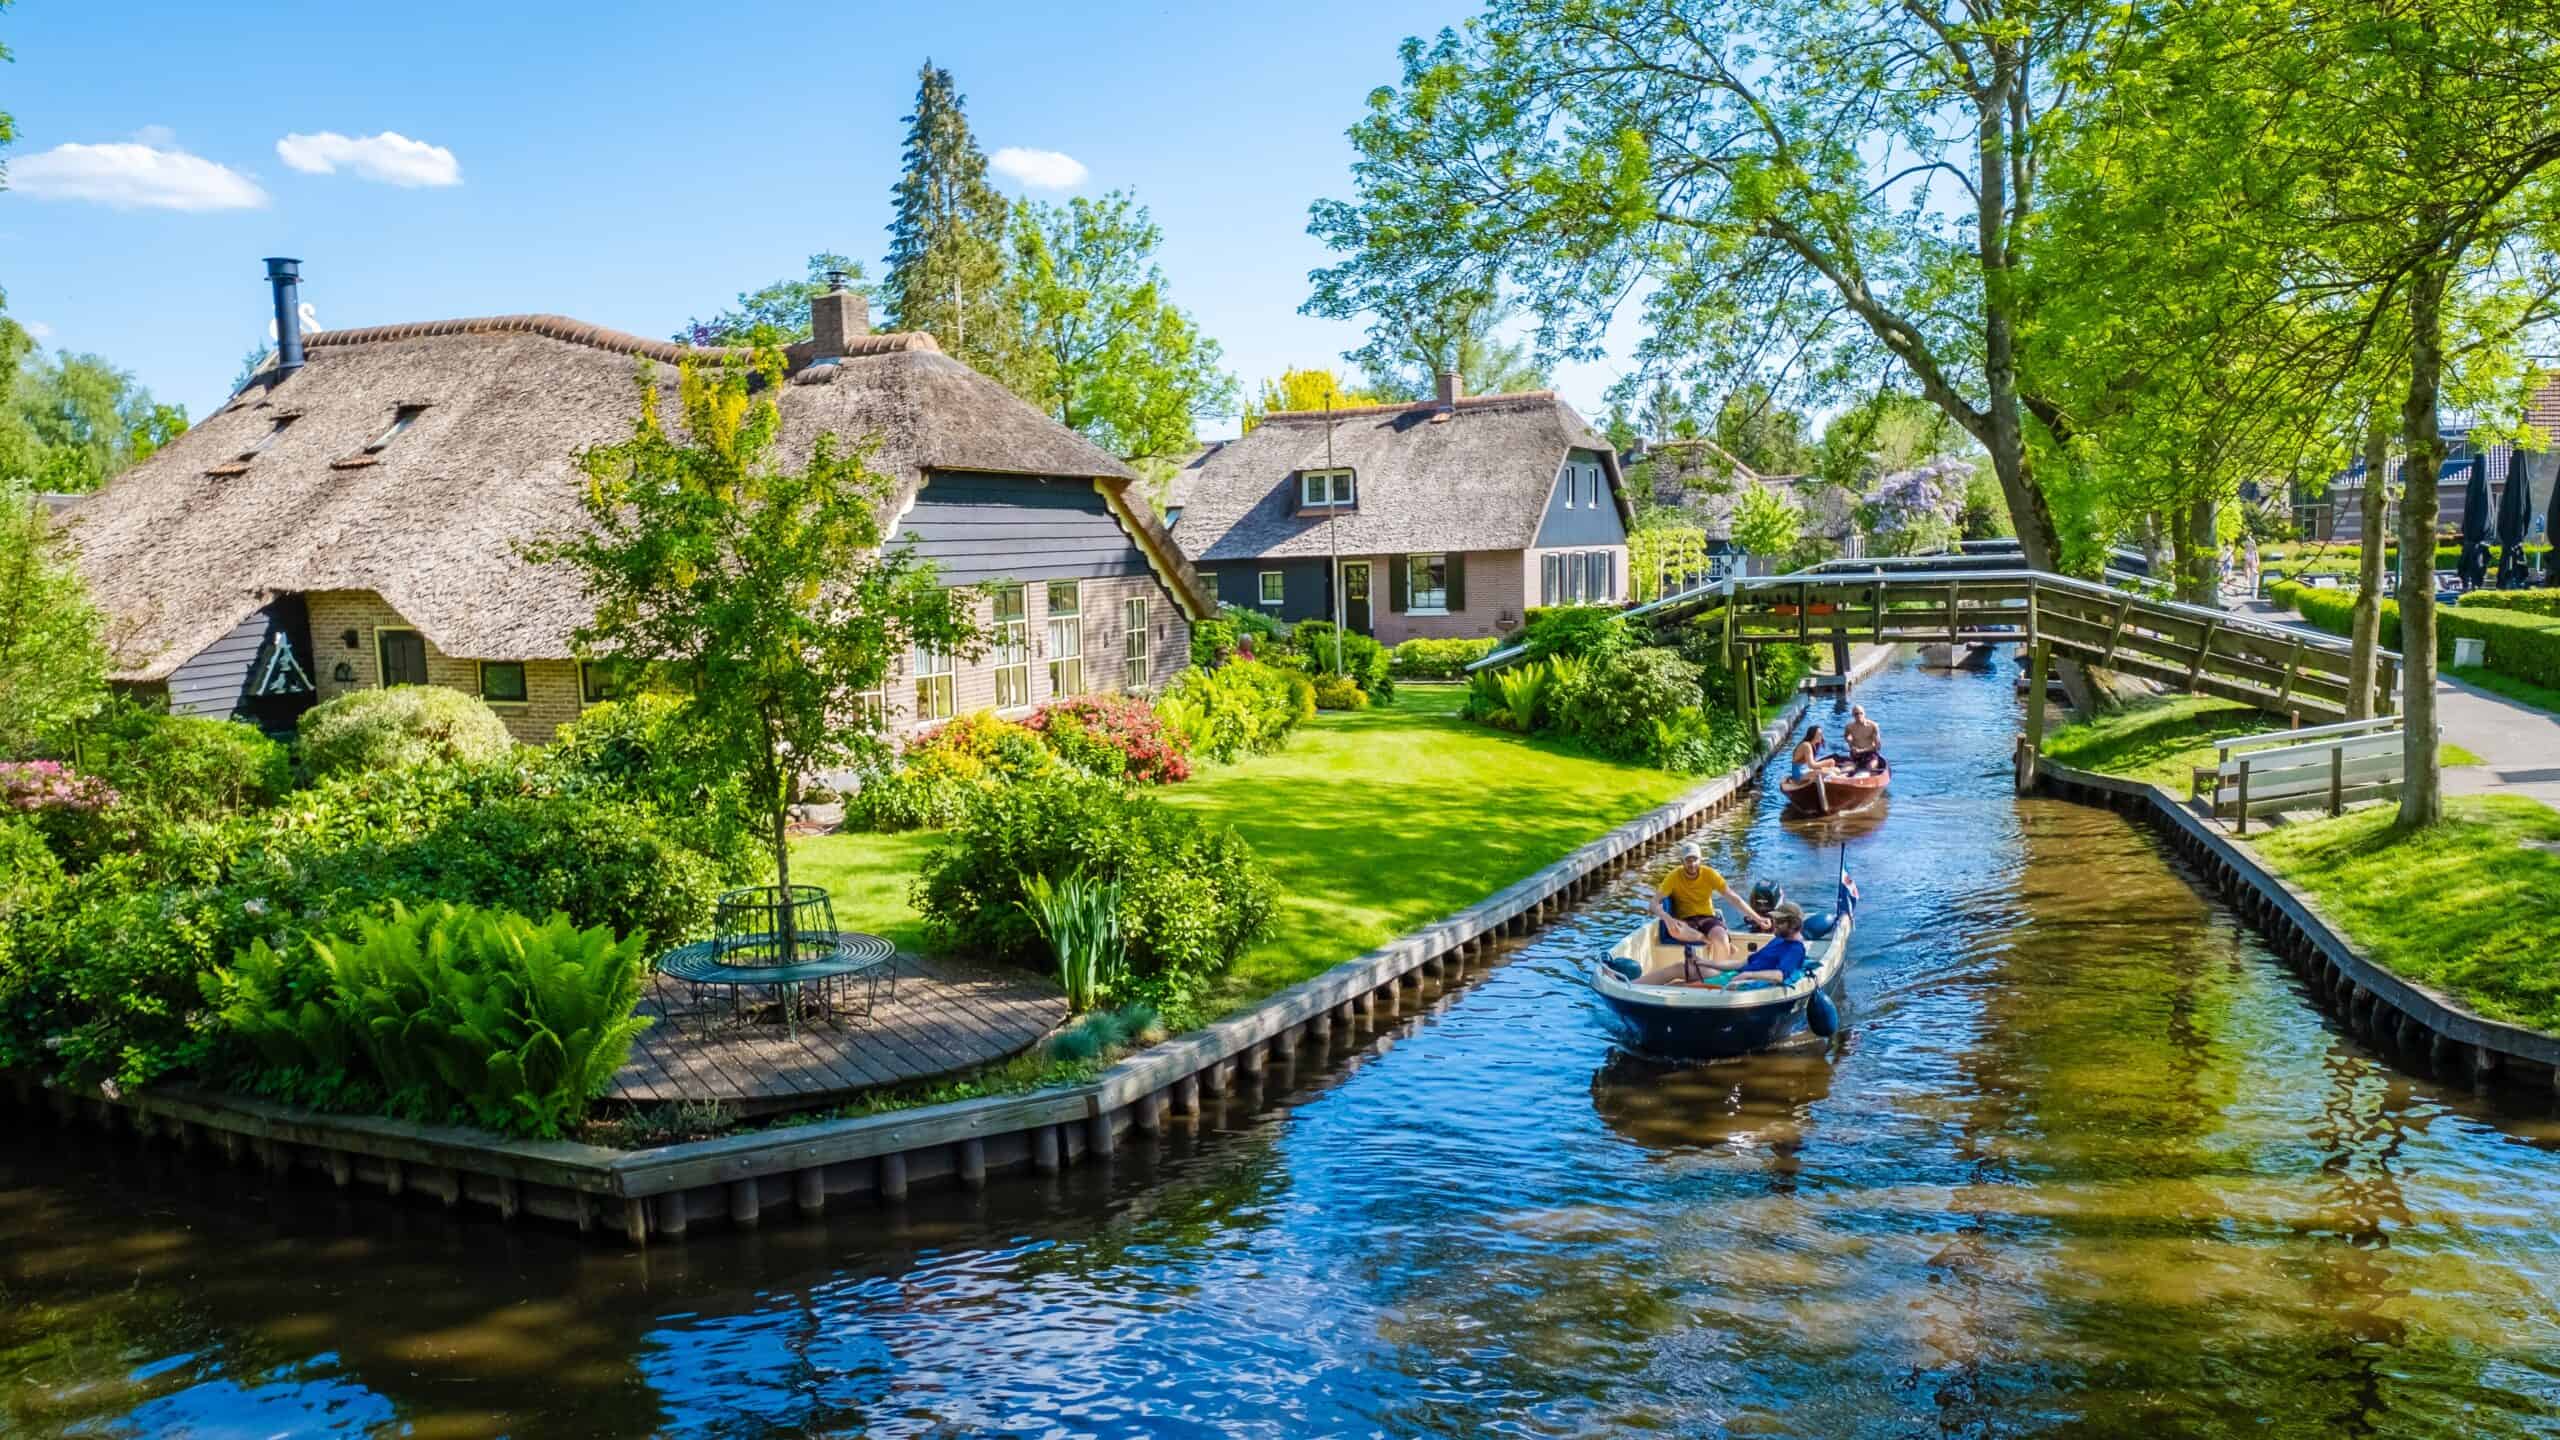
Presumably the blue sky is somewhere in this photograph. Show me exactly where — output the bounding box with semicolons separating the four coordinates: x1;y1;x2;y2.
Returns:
2;0;1637;430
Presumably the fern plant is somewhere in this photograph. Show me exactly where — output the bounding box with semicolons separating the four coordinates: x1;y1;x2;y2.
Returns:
1494;661;1554;732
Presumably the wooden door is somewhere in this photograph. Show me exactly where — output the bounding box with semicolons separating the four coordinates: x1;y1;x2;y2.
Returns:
1341;562;1372;634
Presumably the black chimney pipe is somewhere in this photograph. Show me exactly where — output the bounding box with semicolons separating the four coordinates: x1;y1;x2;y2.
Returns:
263;257;305;377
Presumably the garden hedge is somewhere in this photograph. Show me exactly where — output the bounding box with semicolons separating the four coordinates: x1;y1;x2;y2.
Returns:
2269;579;2560;691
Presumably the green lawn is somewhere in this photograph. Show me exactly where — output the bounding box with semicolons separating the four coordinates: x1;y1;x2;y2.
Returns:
2252;797;2560;1033
791;686;1699;1020
2041;693;2479;788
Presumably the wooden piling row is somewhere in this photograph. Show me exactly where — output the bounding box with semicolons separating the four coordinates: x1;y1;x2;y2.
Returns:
2033;757;2560;1097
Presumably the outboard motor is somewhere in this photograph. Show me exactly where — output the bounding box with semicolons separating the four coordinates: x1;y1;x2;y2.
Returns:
1749;880;1786;918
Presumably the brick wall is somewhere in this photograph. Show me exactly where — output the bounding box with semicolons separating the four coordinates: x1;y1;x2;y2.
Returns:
305;590;583;745
1369;548;1530;646
880;571;1194;732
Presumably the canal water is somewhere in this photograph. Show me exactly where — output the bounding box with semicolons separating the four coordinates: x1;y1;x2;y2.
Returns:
7;656;2560;1439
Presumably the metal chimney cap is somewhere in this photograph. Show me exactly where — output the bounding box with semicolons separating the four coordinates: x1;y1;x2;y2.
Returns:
263;256;303;278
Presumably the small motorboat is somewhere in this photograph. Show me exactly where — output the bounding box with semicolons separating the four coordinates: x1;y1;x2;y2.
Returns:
1589;897;1855;1061
1781;761;1889;818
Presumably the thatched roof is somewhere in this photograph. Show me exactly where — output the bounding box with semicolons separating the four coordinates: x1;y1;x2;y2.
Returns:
1170;392;1627;562
65;314;1207;683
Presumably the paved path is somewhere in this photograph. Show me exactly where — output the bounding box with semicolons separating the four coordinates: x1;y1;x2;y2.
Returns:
2233;595;2560;811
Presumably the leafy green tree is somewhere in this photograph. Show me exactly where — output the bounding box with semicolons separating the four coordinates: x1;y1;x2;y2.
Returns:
0;477;109;754
1710;383;1814;476
1002;191;1236;463
4;347;187;493
526;346;983;932
675;253;870;346
1728;481;1802;564
1305;0;2105;584
1347;289;1548;401
883;62;1017;374
1240;367;1388;432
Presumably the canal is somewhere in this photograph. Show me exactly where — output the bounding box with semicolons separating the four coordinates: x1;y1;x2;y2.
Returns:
7;656;2560;1438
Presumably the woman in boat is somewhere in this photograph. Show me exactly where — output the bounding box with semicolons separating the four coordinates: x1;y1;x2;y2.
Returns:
1790;726;1838;784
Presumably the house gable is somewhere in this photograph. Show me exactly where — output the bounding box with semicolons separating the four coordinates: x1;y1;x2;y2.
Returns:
1532;446;1628;549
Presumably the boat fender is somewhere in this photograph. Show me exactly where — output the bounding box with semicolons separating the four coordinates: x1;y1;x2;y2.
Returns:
1807;989;1840;1038
1603;954;1643;981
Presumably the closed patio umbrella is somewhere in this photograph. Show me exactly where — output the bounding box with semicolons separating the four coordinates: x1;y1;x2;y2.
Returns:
2495;453;2535;588
2546;461;2559;584
2458;455;2491;588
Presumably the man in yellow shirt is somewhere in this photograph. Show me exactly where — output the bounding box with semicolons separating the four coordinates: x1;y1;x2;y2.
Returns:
1656;842;1766;977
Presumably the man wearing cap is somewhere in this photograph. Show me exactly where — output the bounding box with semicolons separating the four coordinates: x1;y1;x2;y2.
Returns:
1653;842;1767;979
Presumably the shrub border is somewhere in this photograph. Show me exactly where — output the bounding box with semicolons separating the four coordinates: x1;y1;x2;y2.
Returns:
12;648;1899;1245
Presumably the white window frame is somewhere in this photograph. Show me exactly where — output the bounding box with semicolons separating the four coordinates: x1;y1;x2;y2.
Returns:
853;685;888;730
913;642;955;722
1124;597;1151;690
1046;580;1084;697
1407;553;1449;614
1564;552;1585;604
1300;468;1356;508
1259;570;1286;607
992;584;1032;711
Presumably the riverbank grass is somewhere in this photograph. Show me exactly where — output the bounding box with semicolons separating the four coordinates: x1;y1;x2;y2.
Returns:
792;686;1697;1022
2042;694;2479;789
2252;797;2560;1033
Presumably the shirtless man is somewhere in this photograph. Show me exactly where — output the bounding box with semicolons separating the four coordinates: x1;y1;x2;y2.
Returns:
1844;706;1883;774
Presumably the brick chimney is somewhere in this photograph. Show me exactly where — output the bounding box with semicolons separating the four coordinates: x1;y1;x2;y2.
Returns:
1436;368;1463;408
810;282;870;356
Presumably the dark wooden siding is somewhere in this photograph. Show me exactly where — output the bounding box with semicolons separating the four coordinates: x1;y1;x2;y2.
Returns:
898;472;1153;587
1533;447;1628;548
1196;558;1330;623
163;595;317;731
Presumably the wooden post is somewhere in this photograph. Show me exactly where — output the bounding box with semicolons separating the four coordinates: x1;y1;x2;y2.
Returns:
728;1178;759;1228
880;1150;912;1199
958;1137;988;1188
1034;1125;1062;1174
2022;640;2050;794
2237;758;2252;834
2330;745;2345;815
794;1168;825;1214
1945;581;1960;643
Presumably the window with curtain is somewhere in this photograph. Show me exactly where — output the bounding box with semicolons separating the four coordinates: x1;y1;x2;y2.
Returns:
992;584;1030;709
1047;580;1084;696
1124;597;1151;689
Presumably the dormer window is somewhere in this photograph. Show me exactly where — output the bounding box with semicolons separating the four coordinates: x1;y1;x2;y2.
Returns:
366;405;428;453
1300;468;1355;509
238;415;297;460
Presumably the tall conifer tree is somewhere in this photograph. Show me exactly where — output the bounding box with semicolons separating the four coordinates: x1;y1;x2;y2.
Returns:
883;62;1016;372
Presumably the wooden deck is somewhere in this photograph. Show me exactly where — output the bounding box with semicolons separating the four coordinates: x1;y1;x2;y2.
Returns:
607;954;1065;1113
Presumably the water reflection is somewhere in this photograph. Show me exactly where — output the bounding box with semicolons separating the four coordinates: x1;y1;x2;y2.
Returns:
8;656;2560;1437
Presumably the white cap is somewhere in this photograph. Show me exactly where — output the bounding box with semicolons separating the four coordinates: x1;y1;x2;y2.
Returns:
1678;842;1704;862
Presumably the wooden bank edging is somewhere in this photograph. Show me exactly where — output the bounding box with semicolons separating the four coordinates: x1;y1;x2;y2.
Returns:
16;668;1881;1245
2032;754;2560;1091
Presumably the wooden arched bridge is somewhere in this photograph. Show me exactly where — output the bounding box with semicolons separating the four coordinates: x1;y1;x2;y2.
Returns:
1477;554;2399;728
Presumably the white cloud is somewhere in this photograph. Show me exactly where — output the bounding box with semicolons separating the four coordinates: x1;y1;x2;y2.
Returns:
130;124;178;148
990;147;1088;190
10;141;268;210
275;130;461;187
23;321;52;342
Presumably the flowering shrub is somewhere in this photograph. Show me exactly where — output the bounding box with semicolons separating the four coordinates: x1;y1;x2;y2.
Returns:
1862;456;1971;557
1027;695;1191;785
1;760;125;869
906;711;1057;783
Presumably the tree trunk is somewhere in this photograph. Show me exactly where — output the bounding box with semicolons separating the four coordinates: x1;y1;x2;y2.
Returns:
2346;407;2391;720
2187;496;2222;607
763;730;797;965
2396;259;2448;829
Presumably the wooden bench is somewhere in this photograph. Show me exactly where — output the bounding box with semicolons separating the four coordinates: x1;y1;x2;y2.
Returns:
2189;715;2426;832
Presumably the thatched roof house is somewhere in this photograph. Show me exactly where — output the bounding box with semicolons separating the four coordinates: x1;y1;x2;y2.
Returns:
1169;375;1630;643
64;276;1210;741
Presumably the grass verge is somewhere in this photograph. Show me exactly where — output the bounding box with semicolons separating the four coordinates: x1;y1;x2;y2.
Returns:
2042;694;2477;788
2252;797;2560;1034
2449;664;2560;720
777;687;1704;1116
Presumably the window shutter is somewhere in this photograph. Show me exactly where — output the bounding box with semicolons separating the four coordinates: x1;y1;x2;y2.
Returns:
1446;552;1466;611
1389;556;1410;613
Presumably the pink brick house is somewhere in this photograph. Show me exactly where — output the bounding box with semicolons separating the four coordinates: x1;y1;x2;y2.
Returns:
1167;374;1630;644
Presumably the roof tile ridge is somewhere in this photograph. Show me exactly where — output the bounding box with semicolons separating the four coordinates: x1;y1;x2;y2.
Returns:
304;314;939;365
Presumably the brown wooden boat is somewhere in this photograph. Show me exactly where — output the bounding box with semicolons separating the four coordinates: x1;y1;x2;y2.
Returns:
1780;762;1890;818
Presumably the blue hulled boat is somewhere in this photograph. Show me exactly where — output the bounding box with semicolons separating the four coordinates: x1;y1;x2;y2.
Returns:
1590;909;1854;1061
